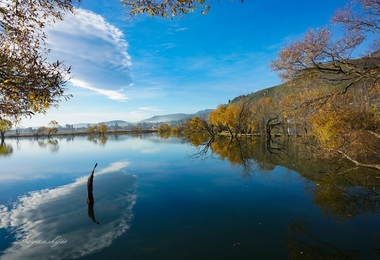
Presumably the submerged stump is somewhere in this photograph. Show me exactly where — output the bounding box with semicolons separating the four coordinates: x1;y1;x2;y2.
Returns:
87;163;100;225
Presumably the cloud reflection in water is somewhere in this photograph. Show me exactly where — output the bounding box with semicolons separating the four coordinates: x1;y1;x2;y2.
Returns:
0;161;136;259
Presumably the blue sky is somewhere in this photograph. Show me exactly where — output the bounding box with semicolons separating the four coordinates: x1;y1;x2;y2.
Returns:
21;0;348;127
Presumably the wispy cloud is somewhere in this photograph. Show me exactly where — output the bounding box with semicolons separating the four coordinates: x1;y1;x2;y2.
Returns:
175;27;188;32
166;26;188;34
44;8;133;100
139;106;164;112
161;43;177;49
70;79;129;101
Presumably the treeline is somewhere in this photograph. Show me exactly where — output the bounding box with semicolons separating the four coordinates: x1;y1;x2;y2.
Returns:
158;80;380;171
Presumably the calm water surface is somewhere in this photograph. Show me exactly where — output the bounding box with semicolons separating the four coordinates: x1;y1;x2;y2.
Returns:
0;134;379;259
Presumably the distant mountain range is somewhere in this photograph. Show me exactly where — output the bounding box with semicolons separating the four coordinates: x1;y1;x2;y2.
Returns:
72;120;131;129
71;109;214;128
139;109;213;123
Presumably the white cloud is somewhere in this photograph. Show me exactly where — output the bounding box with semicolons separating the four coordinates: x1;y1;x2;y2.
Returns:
44;8;133;99
70;78;129;101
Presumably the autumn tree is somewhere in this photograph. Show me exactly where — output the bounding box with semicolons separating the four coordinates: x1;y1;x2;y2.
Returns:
46;120;59;138
88;124;99;136
158;123;171;133
170;125;185;137
332;0;380;41
269;0;380;170
121;0;243;17
98;122;108;136
280;91;318;135
183;116;213;146
0;1;79;120
87;123;108;137
37;126;46;137
157;123;173;139
311;94;380;170
208;105;228;133
270;0;380;99
228;96;255;136
87;125;98;135
251;97;278;136
209;97;255;137
211;105;240;136
269;0;380;112
188;117;212;135
0;118;12;143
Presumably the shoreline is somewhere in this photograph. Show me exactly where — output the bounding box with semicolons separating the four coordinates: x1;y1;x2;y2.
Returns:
4;129;159;139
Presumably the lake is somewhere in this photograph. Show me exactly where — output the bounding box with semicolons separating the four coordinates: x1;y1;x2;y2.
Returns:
0;133;379;259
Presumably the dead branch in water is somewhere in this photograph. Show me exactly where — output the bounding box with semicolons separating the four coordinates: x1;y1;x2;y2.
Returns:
87;163;99;225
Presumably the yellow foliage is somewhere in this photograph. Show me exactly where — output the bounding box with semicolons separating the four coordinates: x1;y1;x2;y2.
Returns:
311;97;379;150
0;118;12;133
209;99;255;135
98;123;108;134
158;123;171;133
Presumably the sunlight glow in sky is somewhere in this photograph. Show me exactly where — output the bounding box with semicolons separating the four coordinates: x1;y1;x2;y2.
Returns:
20;0;348;127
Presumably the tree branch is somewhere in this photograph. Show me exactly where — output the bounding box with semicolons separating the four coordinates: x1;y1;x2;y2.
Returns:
332;149;380;171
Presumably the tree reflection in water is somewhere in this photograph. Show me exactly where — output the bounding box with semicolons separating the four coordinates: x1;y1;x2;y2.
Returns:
187;135;380;214
286;219;359;259
186;134;380;257
187;135;284;177
87;135;108;146
0;142;13;156
158;131;171;139
37;138;59;153
374;233;380;258
310;174;380;223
